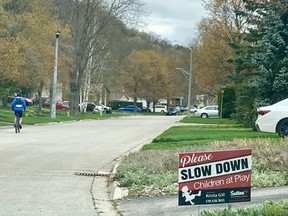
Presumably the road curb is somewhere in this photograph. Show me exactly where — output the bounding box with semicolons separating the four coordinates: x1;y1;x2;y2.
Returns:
110;181;129;200
108;158;129;200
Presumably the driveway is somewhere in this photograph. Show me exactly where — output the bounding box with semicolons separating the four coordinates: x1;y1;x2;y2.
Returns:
0;115;183;216
117;186;288;216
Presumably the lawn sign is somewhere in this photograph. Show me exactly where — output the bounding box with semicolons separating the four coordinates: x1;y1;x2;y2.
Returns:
178;149;252;205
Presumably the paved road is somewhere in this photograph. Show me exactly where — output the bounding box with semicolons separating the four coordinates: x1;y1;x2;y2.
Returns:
0;115;183;216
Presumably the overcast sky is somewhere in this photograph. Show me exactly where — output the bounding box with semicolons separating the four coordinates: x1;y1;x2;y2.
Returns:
142;0;208;45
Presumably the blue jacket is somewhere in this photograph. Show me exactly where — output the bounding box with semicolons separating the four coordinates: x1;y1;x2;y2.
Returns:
11;97;26;112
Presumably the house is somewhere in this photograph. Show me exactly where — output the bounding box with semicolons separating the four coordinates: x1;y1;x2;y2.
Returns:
109;90;147;109
109;91;130;102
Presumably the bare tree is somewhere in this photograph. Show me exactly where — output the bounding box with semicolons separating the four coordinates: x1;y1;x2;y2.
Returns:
55;0;145;113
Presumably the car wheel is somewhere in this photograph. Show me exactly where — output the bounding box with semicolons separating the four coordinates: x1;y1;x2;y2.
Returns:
201;113;208;118
276;119;288;137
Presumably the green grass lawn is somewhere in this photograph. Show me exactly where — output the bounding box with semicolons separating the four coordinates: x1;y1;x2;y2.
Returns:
0;105;124;126
0;104;164;127
142;124;279;150
180;115;241;125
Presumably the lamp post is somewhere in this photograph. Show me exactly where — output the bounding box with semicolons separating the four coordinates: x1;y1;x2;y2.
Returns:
175;44;192;118
51;31;60;118
188;46;192;118
220;84;226;119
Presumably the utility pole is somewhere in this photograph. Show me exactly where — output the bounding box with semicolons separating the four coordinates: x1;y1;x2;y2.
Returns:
175;42;192;118
187;46;192;118
51;32;60;118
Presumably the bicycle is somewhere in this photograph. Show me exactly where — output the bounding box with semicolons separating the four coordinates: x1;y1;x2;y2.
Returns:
15;113;21;133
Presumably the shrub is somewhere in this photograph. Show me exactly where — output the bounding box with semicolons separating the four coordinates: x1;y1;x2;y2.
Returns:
211;138;288;175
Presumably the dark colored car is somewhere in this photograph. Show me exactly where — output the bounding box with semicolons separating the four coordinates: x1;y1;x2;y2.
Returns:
78;102;97;112
165;107;181;116
86;103;96;112
177;106;188;113
118;105;141;112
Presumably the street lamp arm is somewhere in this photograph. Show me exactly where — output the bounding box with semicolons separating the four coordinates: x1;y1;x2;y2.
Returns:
172;40;192;51
176;68;189;76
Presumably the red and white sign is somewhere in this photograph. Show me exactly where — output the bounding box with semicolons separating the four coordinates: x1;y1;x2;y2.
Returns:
178;149;252;205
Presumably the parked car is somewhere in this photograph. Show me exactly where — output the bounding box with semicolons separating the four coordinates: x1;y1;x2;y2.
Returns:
187;105;198;113
176;106;187;113
85;103;96;112
95;103;112;114
118;105;141;112
149;105;167;113
194;105;219;118
165;107;181;116
32;96;49;105
43;99;69;110
79;102;96;112
255;98;288;137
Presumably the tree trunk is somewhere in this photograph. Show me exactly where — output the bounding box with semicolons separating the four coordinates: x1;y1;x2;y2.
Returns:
36;81;45;115
69;75;81;114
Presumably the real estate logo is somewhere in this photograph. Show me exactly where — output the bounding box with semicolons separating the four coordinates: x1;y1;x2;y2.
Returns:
178;149;252;206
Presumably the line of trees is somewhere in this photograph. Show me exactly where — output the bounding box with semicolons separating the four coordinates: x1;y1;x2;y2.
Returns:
1;0;287;127
192;0;288;127
0;0;71;107
0;0;188;114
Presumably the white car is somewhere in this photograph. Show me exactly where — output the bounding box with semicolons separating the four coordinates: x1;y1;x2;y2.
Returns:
255;98;288;137
194;105;219;118
95;103;112;113
187;106;198;113
149;105;167;113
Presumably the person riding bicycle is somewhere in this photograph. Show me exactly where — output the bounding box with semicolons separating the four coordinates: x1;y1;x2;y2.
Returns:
11;93;26;129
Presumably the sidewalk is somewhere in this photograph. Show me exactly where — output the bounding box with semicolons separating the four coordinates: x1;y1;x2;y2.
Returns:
116;186;288;216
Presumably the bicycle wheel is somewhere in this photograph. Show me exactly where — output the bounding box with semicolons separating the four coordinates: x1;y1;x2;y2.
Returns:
15;115;20;133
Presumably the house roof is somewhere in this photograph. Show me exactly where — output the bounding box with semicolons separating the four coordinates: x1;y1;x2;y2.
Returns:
110;92;131;101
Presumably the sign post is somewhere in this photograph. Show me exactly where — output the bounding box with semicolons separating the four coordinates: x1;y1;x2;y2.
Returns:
220;84;226;119
178;149;252;206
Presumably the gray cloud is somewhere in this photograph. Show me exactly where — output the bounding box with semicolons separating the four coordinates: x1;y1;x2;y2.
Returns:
142;0;207;44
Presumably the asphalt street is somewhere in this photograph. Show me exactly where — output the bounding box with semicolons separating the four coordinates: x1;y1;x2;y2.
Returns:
0;115;183;216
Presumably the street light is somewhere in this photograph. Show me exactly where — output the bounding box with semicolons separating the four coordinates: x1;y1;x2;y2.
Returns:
175;43;192;118
176;68;189;79
187;46;192;118
51;31;60;118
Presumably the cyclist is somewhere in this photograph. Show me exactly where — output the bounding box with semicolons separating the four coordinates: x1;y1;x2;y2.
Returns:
11;93;26;129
